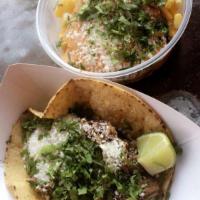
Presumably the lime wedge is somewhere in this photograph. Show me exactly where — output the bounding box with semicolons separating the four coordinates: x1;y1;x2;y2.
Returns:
137;132;176;176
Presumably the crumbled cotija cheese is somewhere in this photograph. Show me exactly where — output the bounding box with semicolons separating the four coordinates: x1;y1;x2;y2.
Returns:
27;118;127;176
27;127;69;157
34;161;50;182
100;139;127;170
64;22;119;72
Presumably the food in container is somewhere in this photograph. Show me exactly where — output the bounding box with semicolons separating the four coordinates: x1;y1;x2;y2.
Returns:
36;0;192;82
55;0;183;72
5;79;177;200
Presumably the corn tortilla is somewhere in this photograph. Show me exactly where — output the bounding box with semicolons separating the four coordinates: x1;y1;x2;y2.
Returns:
5;78;175;200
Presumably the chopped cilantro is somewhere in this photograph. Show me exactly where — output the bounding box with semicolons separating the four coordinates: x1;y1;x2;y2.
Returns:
21;113;53;142
77;0;168;65
38;130;49;140
78;187;88;195
39;144;58;156
56;39;63;48
55;118;80;134
21;115;143;200
21;149;38;177
79;63;86;70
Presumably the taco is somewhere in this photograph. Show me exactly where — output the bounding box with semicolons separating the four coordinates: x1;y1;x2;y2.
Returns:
5;79;176;200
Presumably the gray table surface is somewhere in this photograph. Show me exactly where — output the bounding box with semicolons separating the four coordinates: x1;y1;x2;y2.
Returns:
0;0;200;125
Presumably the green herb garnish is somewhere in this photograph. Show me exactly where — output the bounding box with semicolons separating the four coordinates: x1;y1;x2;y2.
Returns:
56;39;63;48
21;115;143;200
21;114;53;142
77;0;168;65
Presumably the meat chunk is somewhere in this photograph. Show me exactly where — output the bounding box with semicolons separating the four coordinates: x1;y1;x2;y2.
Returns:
139;178;161;200
143;5;163;19
81;119;117;144
81;119;128;170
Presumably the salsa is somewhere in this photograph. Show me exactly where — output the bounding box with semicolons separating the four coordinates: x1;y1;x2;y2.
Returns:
55;0;183;72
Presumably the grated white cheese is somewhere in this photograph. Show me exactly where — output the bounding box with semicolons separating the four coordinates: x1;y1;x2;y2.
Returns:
26;118;128;179
100;139;127;170
64;21;118;72
27;126;69;183
27;127;69;157
34;161;50;182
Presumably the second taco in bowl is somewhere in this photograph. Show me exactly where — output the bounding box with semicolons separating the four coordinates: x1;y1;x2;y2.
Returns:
5;79;177;200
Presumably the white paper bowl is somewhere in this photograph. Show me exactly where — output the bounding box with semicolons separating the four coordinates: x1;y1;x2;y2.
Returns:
36;0;193;82
1;64;200;199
